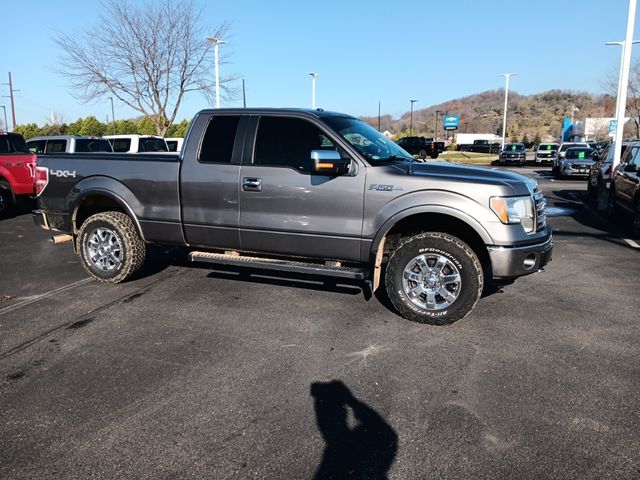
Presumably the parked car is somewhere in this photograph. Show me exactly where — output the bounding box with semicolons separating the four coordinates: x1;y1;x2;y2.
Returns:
554;147;596;179
33;107;552;325
395;136;445;159
103;134;169;153
587;142;629;199
608;141;640;237
0;132;36;213
553;142;590;174
165;137;184;152
535;143;559;165
498;143;527;165
26;135;113;154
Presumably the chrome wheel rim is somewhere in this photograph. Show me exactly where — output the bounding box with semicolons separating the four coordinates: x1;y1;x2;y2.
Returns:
402;254;462;311
85;227;123;272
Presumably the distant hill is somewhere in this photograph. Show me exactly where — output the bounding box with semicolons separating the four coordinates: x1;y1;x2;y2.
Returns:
361;89;616;142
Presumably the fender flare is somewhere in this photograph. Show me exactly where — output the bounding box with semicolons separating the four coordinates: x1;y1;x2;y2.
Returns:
68;176;145;241
369;204;493;258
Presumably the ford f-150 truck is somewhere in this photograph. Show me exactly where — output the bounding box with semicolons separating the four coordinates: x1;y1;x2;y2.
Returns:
33;108;552;324
1;132;36;214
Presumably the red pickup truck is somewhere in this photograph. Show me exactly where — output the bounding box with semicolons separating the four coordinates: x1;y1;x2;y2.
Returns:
0;132;37;214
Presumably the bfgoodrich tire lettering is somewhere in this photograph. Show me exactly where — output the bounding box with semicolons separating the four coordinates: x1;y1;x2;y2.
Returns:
78;211;146;283
385;232;483;325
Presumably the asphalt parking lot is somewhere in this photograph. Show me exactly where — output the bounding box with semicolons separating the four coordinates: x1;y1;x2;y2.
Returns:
1;166;639;479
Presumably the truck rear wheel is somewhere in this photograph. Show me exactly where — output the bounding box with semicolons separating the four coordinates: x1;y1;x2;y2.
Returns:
384;232;483;325
77;211;146;283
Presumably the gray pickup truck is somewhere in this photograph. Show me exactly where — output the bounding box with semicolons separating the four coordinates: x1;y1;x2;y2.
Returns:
33;108;552;324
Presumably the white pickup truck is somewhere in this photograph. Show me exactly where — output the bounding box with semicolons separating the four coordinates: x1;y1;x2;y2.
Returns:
103;135;169;153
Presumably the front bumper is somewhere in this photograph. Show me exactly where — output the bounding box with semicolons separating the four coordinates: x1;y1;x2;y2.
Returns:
500;156;526;164
488;235;553;279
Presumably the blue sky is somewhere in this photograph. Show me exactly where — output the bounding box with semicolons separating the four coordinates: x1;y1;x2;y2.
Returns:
2;0;639;127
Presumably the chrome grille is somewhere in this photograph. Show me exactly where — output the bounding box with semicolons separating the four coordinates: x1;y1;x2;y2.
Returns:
533;189;547;231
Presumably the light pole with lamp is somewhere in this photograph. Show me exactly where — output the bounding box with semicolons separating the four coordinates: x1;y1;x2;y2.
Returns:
205;36;226;108
308;72;319;109
108;97;116;134
606;31;639;169
0;105;8;132
409;99;418;136
497;73;518;149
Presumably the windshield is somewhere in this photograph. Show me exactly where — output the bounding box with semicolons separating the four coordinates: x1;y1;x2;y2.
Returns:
565;148;594;159
538;144;558;151
503;144;525;152
323;116;413;164
560;143;587;152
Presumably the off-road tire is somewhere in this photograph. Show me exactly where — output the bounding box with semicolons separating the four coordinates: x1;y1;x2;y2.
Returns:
0;181;13;214
77;211;146;283
384;232;483;325
430;153;439;159
418;149;427;159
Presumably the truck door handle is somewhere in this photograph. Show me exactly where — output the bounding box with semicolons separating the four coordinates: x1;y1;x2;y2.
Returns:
242;177;262;191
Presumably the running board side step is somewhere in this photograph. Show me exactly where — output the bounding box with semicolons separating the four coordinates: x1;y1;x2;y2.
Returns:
189;251;369;280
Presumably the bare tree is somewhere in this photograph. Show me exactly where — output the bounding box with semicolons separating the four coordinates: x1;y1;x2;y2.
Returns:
54;0;236;136
602;62;640;138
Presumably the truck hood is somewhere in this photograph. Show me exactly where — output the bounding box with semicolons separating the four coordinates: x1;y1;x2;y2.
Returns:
387;160;536;195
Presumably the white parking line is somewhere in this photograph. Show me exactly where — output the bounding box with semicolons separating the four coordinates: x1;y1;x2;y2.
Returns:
0;277;94;316
568;192;640;250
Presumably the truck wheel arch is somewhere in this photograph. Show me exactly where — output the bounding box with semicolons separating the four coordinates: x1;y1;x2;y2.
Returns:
71;190;145;242
369;208;493;290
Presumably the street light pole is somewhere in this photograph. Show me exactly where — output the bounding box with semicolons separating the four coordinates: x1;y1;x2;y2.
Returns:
497;73;518;149
0;105;8;132
205;36;226;108
409;99;418;136
606;0;639;170
108;97;116;134
308;72;319;109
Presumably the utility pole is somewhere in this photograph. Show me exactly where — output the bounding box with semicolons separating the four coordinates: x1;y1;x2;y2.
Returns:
435;110;443;140
108;97;116;134
2;72;19;130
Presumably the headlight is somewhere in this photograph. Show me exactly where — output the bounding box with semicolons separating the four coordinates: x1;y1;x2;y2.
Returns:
490;196;535;233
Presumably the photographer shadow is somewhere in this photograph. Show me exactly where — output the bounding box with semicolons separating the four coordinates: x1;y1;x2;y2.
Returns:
311;380;398;480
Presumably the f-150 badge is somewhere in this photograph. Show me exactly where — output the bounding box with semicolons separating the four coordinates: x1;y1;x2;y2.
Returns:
369;184;403;192
50;169;77;178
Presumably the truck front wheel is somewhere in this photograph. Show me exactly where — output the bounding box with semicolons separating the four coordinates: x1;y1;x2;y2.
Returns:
384;232;483;325
77;211;147;283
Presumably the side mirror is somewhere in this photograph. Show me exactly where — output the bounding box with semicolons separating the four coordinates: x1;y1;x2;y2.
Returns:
310;150;351;176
